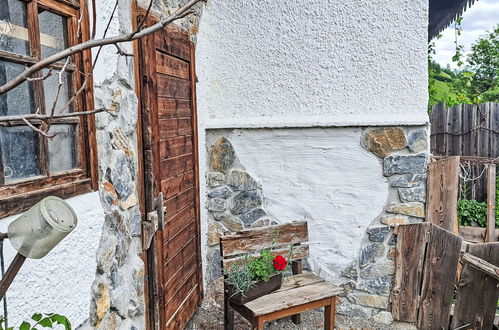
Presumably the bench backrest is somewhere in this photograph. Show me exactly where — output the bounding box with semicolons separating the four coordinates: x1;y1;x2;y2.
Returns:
220;220;309;270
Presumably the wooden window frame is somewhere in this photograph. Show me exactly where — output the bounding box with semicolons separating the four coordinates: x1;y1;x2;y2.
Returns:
0;0;97;218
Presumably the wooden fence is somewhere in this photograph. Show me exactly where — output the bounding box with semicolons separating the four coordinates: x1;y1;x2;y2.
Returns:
392;222;499;329
427;156;497;243
430;103;499;203
430;102;499;158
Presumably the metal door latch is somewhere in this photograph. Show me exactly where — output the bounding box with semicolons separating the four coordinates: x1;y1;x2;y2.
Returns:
142;192;164;250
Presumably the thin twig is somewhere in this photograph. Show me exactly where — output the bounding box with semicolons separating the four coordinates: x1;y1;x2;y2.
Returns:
0;0;203;95
91;0;97;39
26;68;53;82
22;118;58;138
135;0;154;34
114;43;134;57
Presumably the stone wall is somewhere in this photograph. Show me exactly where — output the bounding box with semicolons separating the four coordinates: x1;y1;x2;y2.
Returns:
336;126;428;329
205;137;279;279
203;126;428;329
85;0;145;326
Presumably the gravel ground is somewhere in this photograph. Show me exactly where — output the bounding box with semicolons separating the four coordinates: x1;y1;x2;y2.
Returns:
186;278;326;330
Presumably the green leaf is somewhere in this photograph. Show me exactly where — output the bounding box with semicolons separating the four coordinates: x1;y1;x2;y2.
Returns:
31;314;42;322
38;318;52;328
50;314;71;330
19;322;31;330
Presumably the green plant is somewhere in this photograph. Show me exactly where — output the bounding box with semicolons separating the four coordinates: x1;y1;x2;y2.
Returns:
224;256;255;297
248;249;277;282
0;313;71;330
458;198;487;227
224;246;292;297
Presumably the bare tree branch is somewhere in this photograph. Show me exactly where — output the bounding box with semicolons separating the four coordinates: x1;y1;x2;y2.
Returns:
0;0;203;95
0;108;111;125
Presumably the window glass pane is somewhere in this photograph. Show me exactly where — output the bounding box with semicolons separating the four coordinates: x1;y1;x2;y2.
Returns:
38;10;68;60
0;61;35;116
48;124;77;173
0;126;40;183
0;0;30;55
43;69;72;114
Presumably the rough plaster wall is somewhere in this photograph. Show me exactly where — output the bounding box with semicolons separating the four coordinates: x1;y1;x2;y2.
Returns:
196;0;429;128
207;128;389;283
0;192;103;327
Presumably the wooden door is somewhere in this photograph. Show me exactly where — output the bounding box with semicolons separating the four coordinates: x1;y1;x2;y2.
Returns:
137;17;203;330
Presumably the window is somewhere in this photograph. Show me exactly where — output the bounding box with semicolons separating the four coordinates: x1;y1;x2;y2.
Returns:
0;0;96;217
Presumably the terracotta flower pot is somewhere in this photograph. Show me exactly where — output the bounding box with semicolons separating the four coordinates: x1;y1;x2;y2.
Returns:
226;274;283;305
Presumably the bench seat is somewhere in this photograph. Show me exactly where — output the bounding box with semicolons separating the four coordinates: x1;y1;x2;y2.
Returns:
244;273;344;316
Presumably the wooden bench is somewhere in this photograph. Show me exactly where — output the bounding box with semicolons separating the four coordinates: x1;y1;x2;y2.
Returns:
220;221;344;330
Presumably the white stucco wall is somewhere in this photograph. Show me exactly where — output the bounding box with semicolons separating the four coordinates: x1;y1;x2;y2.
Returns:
195;0;429;291
207;128;389;282
196;0;429;128
0;192;103;327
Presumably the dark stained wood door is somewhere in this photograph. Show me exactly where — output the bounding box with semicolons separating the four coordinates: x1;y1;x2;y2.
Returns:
138;17;202;330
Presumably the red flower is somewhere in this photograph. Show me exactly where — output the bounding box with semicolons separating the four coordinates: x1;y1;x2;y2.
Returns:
273;255;287;271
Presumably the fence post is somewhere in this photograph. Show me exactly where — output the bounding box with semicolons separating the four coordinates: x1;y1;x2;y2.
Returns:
486;164;496;242
427;156;460;234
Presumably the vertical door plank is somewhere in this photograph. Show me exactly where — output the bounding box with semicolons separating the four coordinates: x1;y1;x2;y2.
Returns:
426;157;460;234
392;223;430;322
486;165;496;242
451;243;499;330
418;225;462;330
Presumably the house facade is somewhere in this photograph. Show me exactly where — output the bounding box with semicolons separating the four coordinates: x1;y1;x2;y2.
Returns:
0;0;443;328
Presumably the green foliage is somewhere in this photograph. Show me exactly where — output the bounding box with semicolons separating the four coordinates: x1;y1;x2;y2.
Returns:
0;313;71;330
457;199;487;227
248;249;277;283
428;24;499;108
467;25;499;99
224;245;292;297
223;256;255;297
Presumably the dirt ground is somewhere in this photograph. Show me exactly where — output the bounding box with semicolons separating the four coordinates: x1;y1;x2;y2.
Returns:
186;278;326;330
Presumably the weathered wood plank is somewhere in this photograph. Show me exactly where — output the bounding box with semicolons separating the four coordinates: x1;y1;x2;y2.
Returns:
157;74;191;99
156;51;190;79
433;103;447;156
275;273;325;293
418;225;462;330
451;243;499;330
447;104;462;155
220;221;309;257
462;103;474;156
158;98;191;119
426;156;460;233
490;103;499;158
155;25;191;61
392;223;430;322
223;245;310;270
485;164;496;242
244;282;344;317
460;225;499;243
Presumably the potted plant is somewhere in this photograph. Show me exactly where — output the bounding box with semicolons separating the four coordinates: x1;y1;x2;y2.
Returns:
224;248;290;305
